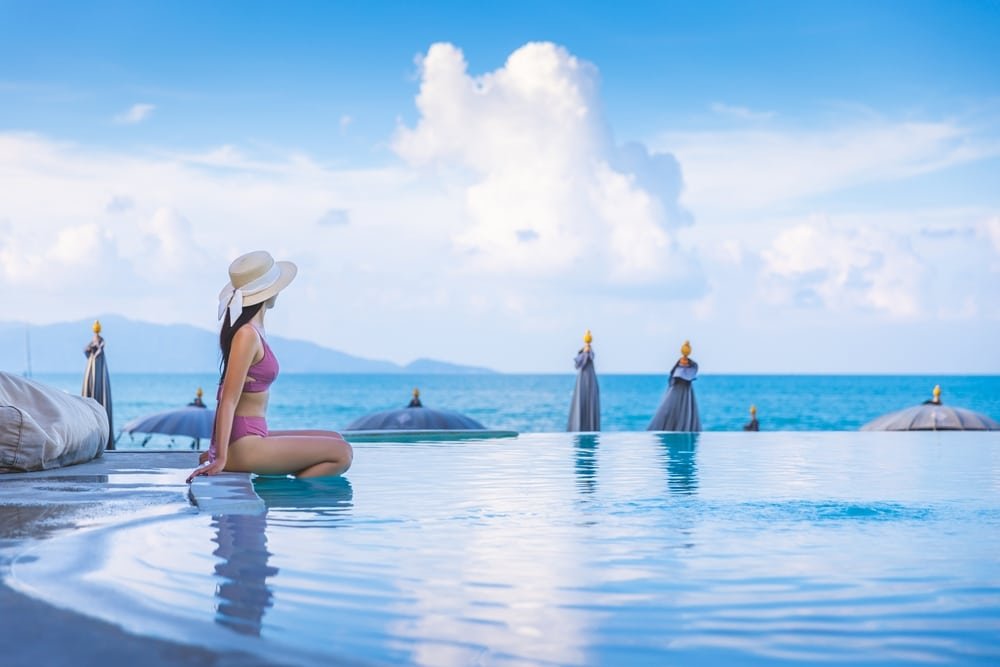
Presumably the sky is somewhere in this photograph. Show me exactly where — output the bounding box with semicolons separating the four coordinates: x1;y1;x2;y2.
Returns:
1;0;998;374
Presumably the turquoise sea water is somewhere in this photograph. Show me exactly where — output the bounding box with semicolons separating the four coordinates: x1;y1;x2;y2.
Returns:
12;432;1000;665
32;373;1000;442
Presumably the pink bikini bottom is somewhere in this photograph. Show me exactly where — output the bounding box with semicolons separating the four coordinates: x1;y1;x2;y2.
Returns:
231;415;268;441
207;416;268;462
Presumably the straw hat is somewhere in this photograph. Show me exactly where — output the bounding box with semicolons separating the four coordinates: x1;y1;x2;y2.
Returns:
218;250;297;322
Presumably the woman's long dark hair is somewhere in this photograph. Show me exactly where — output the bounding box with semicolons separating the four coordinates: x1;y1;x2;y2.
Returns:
219;302;264;383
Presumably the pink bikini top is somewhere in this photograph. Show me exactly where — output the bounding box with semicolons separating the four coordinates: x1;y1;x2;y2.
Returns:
243;325;279;393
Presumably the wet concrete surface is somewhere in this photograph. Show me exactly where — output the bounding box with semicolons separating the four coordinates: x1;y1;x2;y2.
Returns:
0;452;288;667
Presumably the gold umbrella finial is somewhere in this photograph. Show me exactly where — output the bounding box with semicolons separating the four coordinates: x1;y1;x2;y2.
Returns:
750;404;757;416
680;340;691;358
196;387;204;399
413;387;420;399
92;319;102;334
583;329;593;344
933;384;941;404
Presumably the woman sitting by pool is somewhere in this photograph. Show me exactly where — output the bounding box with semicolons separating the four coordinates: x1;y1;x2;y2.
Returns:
187;251;353;482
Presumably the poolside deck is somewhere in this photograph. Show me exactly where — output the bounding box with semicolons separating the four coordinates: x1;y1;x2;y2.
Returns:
0;452;281;667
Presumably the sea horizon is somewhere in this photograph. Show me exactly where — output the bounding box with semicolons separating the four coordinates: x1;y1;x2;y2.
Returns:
24;371;1000;439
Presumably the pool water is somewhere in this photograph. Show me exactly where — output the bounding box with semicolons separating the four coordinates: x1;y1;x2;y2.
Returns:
12;432;1000;665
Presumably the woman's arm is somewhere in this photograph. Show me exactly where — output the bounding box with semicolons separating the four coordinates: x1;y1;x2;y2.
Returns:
189;326;259;480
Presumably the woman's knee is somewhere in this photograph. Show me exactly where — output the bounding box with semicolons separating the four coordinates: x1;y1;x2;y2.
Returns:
336;439;354;470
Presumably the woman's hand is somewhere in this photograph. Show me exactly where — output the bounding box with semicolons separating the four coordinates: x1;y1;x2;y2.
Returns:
186;457;227;483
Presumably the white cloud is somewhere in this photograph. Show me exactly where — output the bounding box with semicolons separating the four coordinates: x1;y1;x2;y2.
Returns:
394;42;703;290
709;102;775;121
986;216;1000;255
316;208;350;226
106;195;134;214
658;120;999;213
759;216;925;318
113;103;156;125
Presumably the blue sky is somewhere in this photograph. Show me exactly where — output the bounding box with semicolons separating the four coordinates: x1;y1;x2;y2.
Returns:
1;1;998;373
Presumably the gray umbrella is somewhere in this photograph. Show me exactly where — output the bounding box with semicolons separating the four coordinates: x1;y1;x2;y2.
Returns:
346;404;486;430
343;391;519;442
81;320;113;450
860;385;1000;431
647;340;702;432
567;330;600;431
121;392;215;447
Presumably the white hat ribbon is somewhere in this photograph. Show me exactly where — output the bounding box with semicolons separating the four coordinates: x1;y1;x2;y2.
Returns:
218;264;282;322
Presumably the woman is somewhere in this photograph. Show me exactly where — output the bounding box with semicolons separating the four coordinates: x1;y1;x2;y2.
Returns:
188;251;353;482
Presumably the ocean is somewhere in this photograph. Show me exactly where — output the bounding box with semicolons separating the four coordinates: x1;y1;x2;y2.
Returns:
30;373;1000;443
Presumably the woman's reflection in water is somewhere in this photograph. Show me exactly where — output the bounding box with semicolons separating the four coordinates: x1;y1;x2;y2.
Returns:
573;434;599;496
211;512;277;636
655;433;699;495
211;476;354;636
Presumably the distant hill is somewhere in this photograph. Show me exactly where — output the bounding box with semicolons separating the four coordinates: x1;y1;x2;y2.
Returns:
403;358;495;374
0;315;496;375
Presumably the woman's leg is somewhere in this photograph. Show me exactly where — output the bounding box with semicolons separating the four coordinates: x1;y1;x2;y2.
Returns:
226;433;353;478
267;429;344;438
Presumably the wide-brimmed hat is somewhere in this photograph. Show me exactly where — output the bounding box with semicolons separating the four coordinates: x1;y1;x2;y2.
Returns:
218;250;297;322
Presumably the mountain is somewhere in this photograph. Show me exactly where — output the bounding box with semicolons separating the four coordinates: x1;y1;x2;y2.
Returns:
403;358;495;374
0;315;496;374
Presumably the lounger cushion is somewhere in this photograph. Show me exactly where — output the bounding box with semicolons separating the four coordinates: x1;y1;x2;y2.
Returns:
0;372;109;472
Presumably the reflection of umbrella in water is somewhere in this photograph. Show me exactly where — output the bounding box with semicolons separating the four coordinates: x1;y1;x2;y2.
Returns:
647;340;702;432
860;385;1000;431
567;329;600;432
656;432;699;496
573;434;599;496
82;319;114;450
120;388;215;448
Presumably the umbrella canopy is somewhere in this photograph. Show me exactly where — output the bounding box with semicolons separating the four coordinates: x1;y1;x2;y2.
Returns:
567;330;600;432
861;384;1000;431
347;389;486;430
82;320;113;449
346;405;486;431
647;340;702;432
861;385;999;431
121;390;215;447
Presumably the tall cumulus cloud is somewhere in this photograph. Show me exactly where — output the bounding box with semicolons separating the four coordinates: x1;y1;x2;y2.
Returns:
393;42;703;294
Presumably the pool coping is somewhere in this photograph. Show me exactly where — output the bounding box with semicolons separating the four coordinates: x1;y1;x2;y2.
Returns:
0;450;287;666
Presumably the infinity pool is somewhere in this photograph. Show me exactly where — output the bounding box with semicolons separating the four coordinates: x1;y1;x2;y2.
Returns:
11;432;1000;665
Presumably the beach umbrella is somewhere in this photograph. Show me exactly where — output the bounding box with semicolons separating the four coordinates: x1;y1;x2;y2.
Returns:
860;385;1000;431
346;389;487;430
567;329;600;432
647;340;702;432
82;319;113;450
120;389;216;448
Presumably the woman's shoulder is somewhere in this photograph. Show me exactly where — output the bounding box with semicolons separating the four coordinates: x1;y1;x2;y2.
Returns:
232;323;263;347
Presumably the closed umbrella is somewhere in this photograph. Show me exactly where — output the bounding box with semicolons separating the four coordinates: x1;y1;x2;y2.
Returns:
567;329;600;432
121;389;215;448
647;340;702;432
82;319;113;450
861;385;1000;431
